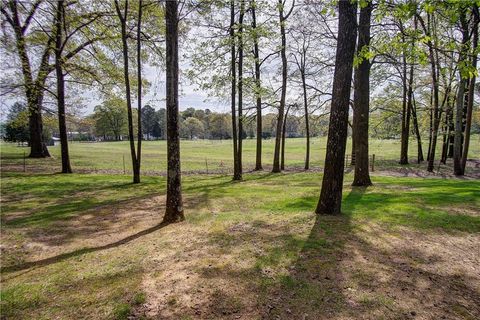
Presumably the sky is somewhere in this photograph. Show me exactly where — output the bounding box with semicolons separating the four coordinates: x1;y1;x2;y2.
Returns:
82;63;229;115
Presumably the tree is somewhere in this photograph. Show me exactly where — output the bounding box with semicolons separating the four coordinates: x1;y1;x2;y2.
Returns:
416;8;442;172
1;0;53;157
461;5;479;175
291;17;313;170
54;0;72;173
316;0;357;215
3;102;29;144
251;0;263;170
236;0;245;180
114;0;142;183
230;0;240;180
183;117;204;139
272;0;295;173
163;0;184;223
453;9;469;175
398;19;411;165
209;113;232;139
141;105;157;139
352;0;372;186
93;99;127;141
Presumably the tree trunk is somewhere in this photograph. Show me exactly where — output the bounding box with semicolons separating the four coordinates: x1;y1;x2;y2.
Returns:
115;0;140;183
422;14;440;172
281;104;291;171
235;0;245;181
453;10;469;176
302;70;310;170
163;0;184;223
440;108;450;164
251;0;263;171
352;1;372;187
461;6;479;174
316;0;357;215
136;0;143;181
230;0;239;179
426;88;433;162
399;26;410;165
272;0;288;173
55;0;72;173
28;96;50;158
411;93;424;163
441;94;454;164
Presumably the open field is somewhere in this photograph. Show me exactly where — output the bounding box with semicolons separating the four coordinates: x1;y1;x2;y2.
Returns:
2;136;480;176
1;170;479;320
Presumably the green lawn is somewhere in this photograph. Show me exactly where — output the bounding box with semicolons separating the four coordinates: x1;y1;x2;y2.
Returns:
2;136;478;174
1;171;479;319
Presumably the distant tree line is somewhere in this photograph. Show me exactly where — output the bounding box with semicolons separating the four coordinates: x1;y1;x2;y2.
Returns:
4;100;480;143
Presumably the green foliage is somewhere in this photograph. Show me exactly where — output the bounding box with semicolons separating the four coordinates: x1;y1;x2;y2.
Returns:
113;303;131;320
93;97;128;140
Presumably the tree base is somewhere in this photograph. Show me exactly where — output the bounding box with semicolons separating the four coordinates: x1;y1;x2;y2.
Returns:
162;210;185;224
351;180;372;187
315;205;341;215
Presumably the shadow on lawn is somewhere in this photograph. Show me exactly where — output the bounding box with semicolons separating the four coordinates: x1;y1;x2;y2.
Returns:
260;186;480;319
259;187;362;319
1;222;169;274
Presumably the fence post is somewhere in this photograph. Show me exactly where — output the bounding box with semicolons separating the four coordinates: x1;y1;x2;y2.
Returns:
205;158;209;174
123;155;126;174
371;154;375;172
23;151;26;172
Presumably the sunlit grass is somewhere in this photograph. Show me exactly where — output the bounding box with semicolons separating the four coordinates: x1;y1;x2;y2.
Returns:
1;172;479;319
3;136;478;173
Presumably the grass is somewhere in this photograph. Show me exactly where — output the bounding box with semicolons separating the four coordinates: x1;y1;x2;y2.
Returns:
1;170;479;319
2;136;479;173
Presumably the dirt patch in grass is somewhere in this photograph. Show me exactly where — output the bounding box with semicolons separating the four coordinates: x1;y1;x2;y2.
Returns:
134;217;480;320
1;173;479;319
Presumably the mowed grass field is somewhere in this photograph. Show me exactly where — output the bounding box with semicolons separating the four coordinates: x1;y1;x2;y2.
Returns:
1;172;479;319
2;136;479;174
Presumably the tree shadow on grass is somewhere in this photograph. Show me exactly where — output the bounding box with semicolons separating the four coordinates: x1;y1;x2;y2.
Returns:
1;221;169;274
259;187;364;319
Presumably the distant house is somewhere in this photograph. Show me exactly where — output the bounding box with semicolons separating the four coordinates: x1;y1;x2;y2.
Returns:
48;137;61;146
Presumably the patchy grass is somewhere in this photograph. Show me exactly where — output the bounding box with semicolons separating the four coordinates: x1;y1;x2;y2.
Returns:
1;171;479;319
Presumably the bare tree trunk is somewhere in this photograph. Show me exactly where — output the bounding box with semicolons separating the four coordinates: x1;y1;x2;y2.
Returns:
461;6;479;174
418;13;441;172
301;70;310;170
411;93;424;163
316;0;357;215
440;108;450;164
453;10;469;176
235;0;245;180
115;0;140;183
426;88;433;161
136;0;143;180
272;0;292;173
55;0;72;173
352;1;372;186
399;24;411;165
230;0;239;179
281;104;291;171
163;0;184;223
251;0;263;171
